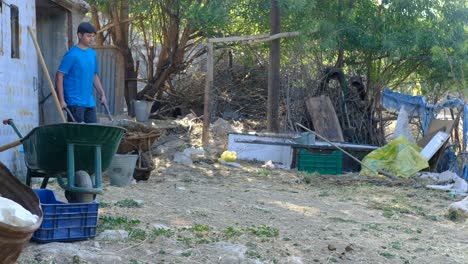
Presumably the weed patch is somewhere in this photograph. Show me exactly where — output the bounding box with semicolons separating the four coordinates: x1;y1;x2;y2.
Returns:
115;199;142;208
98;216;140;232
248;225;279;237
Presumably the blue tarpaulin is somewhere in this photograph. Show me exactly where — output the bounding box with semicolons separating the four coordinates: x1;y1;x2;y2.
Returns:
381;87;464;135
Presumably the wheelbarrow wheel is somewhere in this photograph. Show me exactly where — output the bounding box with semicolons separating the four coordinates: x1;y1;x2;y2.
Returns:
65;170;95;203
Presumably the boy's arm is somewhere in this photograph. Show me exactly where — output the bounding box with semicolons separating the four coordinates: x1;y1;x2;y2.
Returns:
55;72;67;108
94;74;107;104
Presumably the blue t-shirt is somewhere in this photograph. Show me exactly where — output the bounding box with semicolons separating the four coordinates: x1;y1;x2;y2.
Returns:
58;46;99;107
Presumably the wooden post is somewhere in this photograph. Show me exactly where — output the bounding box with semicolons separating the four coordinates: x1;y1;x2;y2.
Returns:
267;0;280;132
202;42;214;148
203;31;298;147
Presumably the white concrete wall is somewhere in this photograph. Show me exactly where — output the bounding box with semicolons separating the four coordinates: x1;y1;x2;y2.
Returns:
0;1;39;176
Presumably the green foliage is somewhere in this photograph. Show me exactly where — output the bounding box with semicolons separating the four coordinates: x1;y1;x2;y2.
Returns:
248;225;279;237
189;224;210;232
90;0;466;101
98;216;141;232
153;228;175;237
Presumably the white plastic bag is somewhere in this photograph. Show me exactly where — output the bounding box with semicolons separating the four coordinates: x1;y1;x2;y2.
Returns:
394;106;415;142
0;196;39;227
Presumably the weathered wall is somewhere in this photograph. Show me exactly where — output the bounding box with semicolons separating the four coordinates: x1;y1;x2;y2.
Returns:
36;3;68;124
0;1;39;176
36;0;88;125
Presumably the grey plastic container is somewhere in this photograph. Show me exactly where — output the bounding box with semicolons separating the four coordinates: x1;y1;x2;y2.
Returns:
107;154;138;187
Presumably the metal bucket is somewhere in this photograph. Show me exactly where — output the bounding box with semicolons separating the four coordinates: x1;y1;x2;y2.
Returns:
133;100;154;122
0;162;43;263
107;154;138;187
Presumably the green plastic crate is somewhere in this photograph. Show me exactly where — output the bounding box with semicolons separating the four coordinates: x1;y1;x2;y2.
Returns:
297;149;343;175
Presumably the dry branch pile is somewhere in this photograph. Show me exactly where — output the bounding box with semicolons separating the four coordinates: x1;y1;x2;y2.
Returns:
157;52;384;146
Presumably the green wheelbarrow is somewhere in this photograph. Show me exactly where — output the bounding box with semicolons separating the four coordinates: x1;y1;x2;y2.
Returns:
1;119;125;201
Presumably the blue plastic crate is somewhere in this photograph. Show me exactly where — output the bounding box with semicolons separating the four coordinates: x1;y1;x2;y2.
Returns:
32;189;99;243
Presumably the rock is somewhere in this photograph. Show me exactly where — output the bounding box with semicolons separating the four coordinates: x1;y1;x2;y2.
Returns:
18;242;121;263
152;136;186;156
328;244;337;251
212;118;236;138
173;152;193;166
183;147;205;158
153;223;170;230
345;244;354;252
448;196;468;221
280;256;303;264
134;199;145;207
96;230;129;241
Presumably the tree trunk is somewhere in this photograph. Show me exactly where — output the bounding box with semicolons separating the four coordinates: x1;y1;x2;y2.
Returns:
109;0;137;116
335;0;344;68
267;0;280;132
90;6;104;46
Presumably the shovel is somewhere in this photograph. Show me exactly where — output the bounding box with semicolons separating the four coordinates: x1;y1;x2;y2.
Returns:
102;102;113;121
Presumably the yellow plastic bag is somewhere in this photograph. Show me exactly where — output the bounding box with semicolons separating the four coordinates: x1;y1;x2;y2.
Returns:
360;136;429;178
219;151;237;162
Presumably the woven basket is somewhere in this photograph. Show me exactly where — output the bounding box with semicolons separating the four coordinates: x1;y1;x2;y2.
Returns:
0;162;43;263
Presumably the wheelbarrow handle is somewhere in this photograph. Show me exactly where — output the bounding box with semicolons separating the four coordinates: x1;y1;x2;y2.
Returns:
0;140;22;152
102;102;113;121
2;119;13;125
63;107;76;122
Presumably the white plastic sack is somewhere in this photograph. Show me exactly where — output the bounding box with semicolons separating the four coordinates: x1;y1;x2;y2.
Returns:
0;196;39;227
394;106;415;142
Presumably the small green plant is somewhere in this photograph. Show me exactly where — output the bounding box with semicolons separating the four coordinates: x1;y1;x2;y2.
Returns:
153;228;174;237
181;251;192;257
99;201;111;208
379;252;396;259
390;241;401;250
282;237;291;241
303;174;312;184
72;255;81;264
177;236;193;246
248;225;279;237
257;169;270;176
245;241;257;248
246;250;262;259
190;224;210;232
129;228;147;241
182;177;193;183
98;216;140;232
225;226;243;237
115;199;142;208
318;191;329;197
158;249;166;255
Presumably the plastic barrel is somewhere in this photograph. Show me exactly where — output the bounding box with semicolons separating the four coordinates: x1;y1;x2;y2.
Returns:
0;162;43;263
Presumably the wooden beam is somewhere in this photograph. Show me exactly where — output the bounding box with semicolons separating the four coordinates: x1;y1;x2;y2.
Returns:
202;42;214;148
208;31;299;44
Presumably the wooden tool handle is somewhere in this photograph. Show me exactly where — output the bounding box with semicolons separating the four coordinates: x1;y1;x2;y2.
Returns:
27;26;67;123
0;140;22;152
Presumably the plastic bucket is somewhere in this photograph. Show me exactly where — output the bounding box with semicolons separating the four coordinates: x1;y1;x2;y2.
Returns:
107;154;138;187
133;100;154;122
0;162;43;263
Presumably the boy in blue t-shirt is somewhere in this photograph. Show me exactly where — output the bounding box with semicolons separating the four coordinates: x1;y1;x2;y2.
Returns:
55;22;107;123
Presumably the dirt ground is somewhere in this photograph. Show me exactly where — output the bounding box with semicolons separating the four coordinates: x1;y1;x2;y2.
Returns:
16;120;468;264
